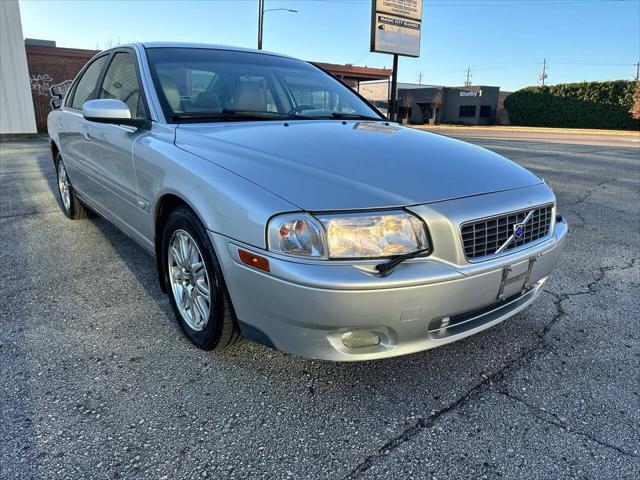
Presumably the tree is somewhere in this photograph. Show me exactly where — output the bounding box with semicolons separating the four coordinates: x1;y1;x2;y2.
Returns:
630;82;640;120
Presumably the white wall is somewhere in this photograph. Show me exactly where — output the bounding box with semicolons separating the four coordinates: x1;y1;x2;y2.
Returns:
0;0;37;134
359;81;391;103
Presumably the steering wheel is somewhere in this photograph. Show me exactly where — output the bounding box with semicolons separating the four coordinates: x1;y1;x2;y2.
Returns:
287;104;316;115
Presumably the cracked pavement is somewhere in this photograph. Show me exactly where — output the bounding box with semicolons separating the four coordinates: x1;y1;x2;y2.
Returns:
1;135;639;479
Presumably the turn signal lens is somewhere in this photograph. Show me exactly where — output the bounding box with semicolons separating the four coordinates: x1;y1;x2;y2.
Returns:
238;250;270;272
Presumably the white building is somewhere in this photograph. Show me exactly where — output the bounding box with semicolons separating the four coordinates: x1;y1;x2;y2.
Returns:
1;0;37;135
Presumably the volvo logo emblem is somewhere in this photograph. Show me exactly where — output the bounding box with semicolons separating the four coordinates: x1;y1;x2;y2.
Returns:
513;224;525;239
495;209;536;254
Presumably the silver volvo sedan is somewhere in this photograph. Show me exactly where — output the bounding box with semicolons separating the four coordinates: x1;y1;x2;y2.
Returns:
47;42;568;361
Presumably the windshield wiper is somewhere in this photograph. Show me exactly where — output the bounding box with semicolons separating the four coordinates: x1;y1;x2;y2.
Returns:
172;109;297;122
375;248;430;276
329;112;386;121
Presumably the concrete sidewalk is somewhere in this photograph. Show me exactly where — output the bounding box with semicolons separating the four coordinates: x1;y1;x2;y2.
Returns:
411;125;640;148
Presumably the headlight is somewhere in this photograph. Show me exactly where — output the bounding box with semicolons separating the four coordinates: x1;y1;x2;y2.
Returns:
317;211;430;259
267;211;430;259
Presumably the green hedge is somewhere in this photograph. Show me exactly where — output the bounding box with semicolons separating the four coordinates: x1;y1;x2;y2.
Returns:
504;81;640;130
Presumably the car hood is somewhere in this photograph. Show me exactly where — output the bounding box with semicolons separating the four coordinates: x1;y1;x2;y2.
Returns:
175;121;542;211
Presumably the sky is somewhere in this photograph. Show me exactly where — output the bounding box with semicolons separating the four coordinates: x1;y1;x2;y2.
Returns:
18;0;640;91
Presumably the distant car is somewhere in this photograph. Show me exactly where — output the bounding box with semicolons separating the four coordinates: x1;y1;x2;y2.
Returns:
47;42;568;361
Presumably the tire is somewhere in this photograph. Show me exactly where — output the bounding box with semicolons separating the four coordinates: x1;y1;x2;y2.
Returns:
55;154;88;220
161;206;242;350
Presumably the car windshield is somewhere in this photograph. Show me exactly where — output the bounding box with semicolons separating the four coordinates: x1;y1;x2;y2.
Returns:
146;48;384;122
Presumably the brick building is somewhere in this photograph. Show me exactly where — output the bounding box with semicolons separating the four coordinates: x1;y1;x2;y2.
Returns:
25;43;98;131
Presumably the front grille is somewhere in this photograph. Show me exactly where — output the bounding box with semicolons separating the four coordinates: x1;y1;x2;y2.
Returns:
461;205;553;260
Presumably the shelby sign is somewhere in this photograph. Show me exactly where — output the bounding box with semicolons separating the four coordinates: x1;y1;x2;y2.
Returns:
370;0;423;57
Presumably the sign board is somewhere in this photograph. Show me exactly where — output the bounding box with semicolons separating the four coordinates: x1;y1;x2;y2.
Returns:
374;0;422;20
460;90;482;97
371;0;422;58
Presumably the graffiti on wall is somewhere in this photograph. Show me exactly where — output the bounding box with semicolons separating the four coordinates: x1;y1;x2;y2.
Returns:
50;81;73;109
30;74;53;97
30;73;74;110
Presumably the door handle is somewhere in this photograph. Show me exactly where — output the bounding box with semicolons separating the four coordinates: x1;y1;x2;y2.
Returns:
82;126;90;141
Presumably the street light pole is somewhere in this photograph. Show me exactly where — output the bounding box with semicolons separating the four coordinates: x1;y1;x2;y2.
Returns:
258;0;264;50
257;2;298;50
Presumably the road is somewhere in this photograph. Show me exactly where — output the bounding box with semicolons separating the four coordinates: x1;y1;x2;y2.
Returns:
1;134;639;480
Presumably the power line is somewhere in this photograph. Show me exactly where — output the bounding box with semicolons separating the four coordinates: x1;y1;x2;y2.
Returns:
405;60;636;79
553;61;637;66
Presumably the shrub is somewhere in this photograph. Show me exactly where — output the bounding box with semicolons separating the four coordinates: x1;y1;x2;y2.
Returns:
504;81;640;130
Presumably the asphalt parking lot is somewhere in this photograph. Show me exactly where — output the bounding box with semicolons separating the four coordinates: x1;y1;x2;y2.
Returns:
1;133;639;479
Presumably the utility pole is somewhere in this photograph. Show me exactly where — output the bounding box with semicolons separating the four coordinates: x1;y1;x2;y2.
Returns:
539;58;548;86
635;61;639;81
417;72;423;85
258;0;264;50
464;66;471;87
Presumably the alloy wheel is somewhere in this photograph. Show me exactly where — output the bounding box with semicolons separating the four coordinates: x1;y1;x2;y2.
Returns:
167;229;212;331
57;160;72;212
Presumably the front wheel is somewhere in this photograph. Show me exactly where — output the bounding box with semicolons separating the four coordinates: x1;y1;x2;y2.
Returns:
55;154;87;219
162;206;242;350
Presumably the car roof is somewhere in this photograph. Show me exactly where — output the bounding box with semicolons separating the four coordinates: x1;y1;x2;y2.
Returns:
134;41;295;60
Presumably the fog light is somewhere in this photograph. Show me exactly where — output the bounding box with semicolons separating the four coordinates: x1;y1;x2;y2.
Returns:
341;331;380;348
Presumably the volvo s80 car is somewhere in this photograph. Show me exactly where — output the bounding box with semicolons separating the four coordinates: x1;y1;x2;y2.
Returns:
47;42;568;361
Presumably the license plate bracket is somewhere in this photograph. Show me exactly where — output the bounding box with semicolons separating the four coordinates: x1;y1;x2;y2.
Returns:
496;255;541;300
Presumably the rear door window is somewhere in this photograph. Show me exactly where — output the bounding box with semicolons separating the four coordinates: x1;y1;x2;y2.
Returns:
69;55;108;109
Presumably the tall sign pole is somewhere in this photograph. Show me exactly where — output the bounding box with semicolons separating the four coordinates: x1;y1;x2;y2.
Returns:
370;0;423;123
390;54;399;122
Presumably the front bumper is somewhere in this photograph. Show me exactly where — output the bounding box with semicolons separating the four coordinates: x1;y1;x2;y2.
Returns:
210;212;568;361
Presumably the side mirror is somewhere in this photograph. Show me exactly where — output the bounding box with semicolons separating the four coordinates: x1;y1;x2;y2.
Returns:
82;99;146;128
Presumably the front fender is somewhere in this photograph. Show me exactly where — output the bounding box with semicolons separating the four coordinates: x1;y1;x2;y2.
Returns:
134;125;298;250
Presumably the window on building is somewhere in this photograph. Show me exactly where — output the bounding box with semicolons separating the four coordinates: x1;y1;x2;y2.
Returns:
459;105;476;118
479;105;492;117
99;52;143;117
69;55;108;109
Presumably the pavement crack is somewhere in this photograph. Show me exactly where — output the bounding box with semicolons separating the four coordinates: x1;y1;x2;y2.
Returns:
342;258;640;479
0;210;58;220
544;257;639;304
342;322;565;478
498;391;639;458
563;180;608;208
565;207;586;227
